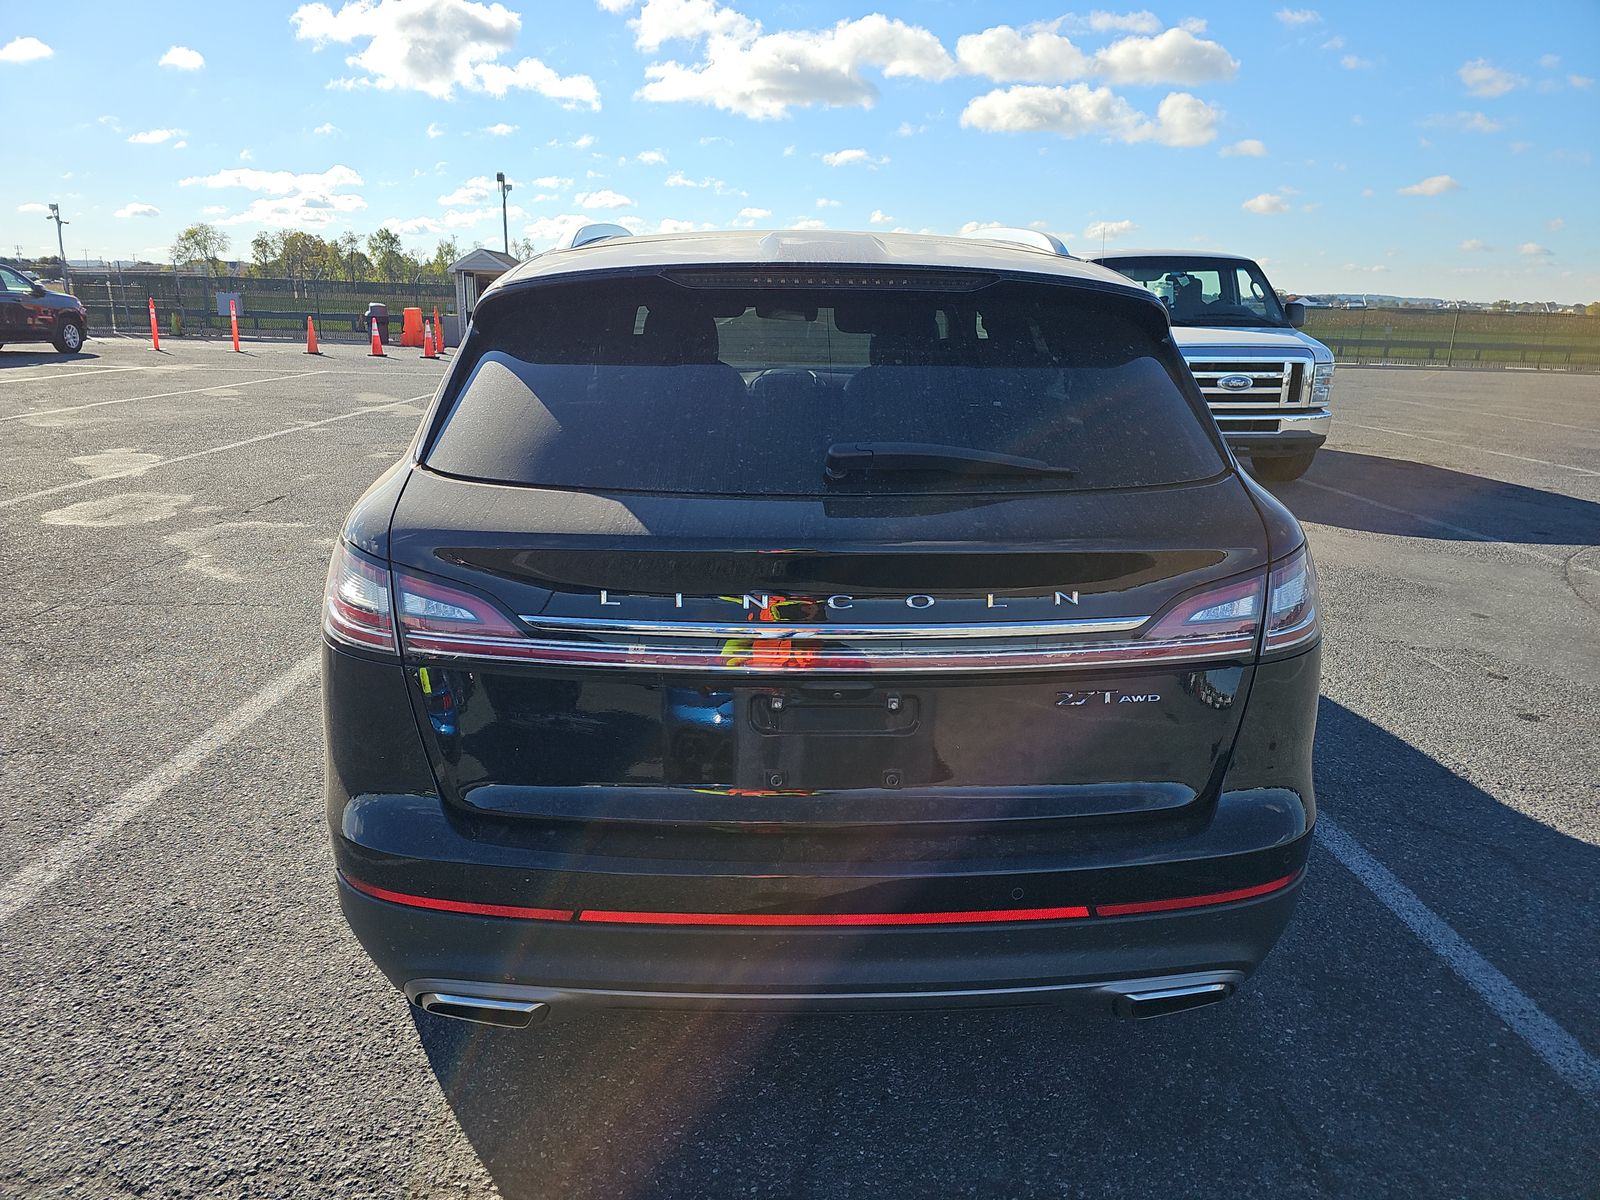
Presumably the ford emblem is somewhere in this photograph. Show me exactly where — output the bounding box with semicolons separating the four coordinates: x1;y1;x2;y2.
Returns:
1217;374;1254;391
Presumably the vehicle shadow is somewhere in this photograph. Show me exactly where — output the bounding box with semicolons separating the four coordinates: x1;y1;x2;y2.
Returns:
0;349;101;367
409;700;1598;1199
1266;449;1600;547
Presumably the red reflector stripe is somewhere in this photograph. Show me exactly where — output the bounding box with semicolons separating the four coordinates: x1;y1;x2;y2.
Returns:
341;873;572;922
342;871;1300;926
575;905;1092;927
1093;872;1300;917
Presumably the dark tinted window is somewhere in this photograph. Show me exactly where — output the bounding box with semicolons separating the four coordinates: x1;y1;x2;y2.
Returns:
426;275;1222;496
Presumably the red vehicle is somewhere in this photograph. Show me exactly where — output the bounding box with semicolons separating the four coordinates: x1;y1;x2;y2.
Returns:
0;265;89;353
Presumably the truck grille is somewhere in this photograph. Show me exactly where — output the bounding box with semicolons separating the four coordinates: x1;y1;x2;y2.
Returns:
1185;358;1309;408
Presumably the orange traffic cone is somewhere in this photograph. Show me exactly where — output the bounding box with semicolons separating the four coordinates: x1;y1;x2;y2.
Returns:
369;318;385;357
433;306;445;354
422;319;438;359
305;316;321;355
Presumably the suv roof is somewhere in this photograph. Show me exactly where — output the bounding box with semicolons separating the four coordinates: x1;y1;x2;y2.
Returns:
496;229;1151;297
1089;248;1258;263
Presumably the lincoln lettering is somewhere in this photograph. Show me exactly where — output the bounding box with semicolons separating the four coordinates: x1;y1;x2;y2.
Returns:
595;590;1082;609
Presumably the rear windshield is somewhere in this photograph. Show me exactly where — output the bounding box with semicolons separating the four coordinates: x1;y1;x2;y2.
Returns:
426;275;1223;496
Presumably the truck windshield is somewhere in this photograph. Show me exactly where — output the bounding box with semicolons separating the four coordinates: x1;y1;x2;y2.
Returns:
1098;257;1289;328
425;274;1225;497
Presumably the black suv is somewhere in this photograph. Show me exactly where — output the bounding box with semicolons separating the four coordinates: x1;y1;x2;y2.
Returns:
0;265;89;353
323;229;1320;1029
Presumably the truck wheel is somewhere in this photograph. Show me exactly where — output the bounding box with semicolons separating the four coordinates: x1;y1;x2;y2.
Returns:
53;319;85;354
1249;451;1316;482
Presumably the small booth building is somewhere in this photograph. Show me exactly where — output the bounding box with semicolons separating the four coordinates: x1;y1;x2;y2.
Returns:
447;247;520;346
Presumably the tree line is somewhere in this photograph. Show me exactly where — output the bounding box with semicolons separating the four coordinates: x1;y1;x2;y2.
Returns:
165;223;544;294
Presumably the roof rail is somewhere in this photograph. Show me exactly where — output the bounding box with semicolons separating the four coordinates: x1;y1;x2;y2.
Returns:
958;227;1072;257
554;222;633;251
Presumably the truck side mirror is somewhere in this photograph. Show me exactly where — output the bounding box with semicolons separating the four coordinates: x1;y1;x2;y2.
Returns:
31;283;47;297
1285;301;1307;329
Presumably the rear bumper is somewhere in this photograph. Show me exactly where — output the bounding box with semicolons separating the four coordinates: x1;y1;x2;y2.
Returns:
341;870;1302;1018
1216;409;1329;456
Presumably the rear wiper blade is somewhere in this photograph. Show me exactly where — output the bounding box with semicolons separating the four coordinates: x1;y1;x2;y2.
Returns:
824;442;1076;481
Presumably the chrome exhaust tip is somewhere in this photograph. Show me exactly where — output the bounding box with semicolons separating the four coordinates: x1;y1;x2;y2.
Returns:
415;991;549;1029
1113;981;1233;1019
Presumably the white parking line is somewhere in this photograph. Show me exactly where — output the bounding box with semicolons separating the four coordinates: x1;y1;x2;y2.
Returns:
1317;815;1600;1104
1299;480;1598;575
1379;396;1600;436
0;370;327;423
0;365;179;384
0;394;429;510
1341;421;1600;477
0;653;320;928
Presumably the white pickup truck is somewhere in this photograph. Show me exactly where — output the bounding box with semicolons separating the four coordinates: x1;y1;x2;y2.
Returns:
1088;250;1333;481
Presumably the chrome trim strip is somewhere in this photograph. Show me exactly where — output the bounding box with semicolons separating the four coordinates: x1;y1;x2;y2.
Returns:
514;613;1151;640
402;629;1257;672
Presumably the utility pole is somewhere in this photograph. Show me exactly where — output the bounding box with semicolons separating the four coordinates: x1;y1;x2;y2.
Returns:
496;171;513;255
46;204;71;294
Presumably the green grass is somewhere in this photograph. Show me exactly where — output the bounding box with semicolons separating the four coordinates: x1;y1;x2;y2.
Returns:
1303;309;1600;369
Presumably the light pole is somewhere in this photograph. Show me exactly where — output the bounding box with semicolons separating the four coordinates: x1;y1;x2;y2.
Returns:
496;172;513;255
46;203;71;294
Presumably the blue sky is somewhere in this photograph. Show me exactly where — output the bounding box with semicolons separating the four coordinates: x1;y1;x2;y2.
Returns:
3;0;1596;300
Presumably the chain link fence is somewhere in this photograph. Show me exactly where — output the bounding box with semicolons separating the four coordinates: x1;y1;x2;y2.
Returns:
1303;307;1600;372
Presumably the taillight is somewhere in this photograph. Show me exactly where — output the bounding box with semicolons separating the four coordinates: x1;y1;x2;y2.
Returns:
394;568;527;656
323;542;396;654
1143;575;1263;643
1264;545;1320;652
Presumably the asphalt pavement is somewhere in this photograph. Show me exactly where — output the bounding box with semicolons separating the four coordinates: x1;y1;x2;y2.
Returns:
1;337;1595;1199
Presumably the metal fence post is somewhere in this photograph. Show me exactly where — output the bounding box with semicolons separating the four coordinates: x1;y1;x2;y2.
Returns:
1446;307;1460;368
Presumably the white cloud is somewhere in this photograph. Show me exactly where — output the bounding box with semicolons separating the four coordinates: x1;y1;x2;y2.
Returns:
531;174;573;189
426;122;444;138
179;163;367;228
114;202;162;218
1094;28;1238;85
439;176;499;205
596;0;635;12
1178;17;1208;34
484;122;518;135
1220;138;1267;157
1242;192;1290;215
1422;111;1503;133
387;216;445;235
313;122;340;135
173;140;188;150
869;209;894;224
815;197;841;208
637;10;955;119
17;202;50;214
1321;35;1344;50
1518;242;1551;256
791;217;827;230
636;149;668;164
956;24;1091;82
961;84;1220;147
1274;9;1321;25
895;121;926;136
1570;74;1594;89
128;128;186;144
1340;54;1373;70
1459;57;1520;97
574;189;635;208
1547;216;1565;232
1460;238;1490;251
957;220;1005;234
159;45;205;70
1398;173;1460;196
0;36;53;63
201;205;229;216
289;0;600;107
956;24;1236;86
821;147;887;167
737;206;771;218
1088;10;1161;34
630;0;759;51
1083;218;1137;242
655;218;703;233
1539;53;1560;69
522;213;590;245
